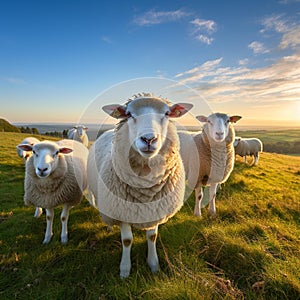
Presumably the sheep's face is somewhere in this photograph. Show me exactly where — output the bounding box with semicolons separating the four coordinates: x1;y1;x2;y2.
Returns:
103;96;193;159
74;125;88;138
17;142;73;178
197;113;242;143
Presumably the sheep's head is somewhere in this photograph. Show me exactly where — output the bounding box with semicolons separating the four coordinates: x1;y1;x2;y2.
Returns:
74;125;88;138
17;141;73;178
103;95;193;158
197;113;242;143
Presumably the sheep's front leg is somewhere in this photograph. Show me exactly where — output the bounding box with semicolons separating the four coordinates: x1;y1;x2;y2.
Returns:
194;186;203;216
146;226;159;273
34;207;43;218
120;223;133;278
60;204;71;244
43;208;54;244
208;183;218;216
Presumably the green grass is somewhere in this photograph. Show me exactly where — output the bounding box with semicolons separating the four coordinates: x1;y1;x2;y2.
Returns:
1;132;300;299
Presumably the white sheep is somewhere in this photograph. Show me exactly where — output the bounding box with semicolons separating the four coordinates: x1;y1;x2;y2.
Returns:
16;137;43;218
179;113;241;217
87;93;192;278
234;137;263;166
67;125;89;147
17;139;88;244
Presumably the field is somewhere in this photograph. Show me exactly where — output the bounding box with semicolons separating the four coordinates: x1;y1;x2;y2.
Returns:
1;132;300;299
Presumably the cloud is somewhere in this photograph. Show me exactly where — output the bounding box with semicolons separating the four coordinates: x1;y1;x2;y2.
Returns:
190;18;217;44
190;18;216;33
174;51;300;105
1;77;25;84
260;14;289;33
101;36;113;44
248;41;269;54
239;58;249;65
133;9;190;26
280;25;300;49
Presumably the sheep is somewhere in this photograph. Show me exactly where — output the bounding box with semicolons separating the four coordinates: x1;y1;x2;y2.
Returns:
16;137;43;218
87;93;193;278
17;139;88;244
67;125;89;147
179;113;242;217
234;137;263;166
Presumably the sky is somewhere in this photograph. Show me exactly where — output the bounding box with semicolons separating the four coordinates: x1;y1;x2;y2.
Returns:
1;0;300;127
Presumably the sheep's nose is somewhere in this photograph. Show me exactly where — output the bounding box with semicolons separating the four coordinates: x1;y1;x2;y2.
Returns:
38;167;48;173
216;132;224;138
140;135;157;146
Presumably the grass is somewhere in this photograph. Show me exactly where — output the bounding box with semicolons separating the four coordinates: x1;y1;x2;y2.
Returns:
1;132;300;299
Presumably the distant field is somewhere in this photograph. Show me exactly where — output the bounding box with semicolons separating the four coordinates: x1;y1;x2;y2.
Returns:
1;132;300;299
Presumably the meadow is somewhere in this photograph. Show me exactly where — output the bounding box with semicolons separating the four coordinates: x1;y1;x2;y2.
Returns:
0;132;299;299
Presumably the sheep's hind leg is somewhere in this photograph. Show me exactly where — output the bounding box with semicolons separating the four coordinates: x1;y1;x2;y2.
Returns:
60;204;71;244
43;208;54;244
34;207;43;218
194;186;203;216
208;183;218;216
120;223;133;278
146;226;159;273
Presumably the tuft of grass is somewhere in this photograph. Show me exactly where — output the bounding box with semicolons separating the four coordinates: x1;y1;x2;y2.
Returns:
1;132;300;299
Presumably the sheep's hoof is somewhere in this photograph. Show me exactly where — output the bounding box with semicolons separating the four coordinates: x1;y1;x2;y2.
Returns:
194;211;202;217
120;269;130;279
42;234;53;244
148;262;160;274
61;236;68;244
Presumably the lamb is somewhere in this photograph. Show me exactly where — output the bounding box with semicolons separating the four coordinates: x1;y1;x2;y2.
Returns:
234;137;263;166
67;125;89;147
17;139;88;244
87;93;193;278
16;137;43;218
179;113;241;217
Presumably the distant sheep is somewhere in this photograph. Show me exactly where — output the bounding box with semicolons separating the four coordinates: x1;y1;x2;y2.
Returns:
87;93;192;278
234;137;263;166
67;125;89;147
16;137;43;218
17;137;40;161
179;113;241;216
17;139;88;244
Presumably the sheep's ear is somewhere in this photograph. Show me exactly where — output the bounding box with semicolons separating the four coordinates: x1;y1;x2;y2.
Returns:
196;115;208;123
83;127;88;130
102;104;128;119
59;147;73;154
17;144;33;152
168;103;193;118
230;116;242;123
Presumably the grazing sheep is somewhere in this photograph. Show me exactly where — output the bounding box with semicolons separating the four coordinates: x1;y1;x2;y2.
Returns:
234;137;263;166
16;137;43;218
67;125;89;147
87;93;192;278
179;113;241;217
17;139;88;244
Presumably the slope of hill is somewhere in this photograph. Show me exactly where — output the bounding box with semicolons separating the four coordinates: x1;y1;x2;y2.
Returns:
0;132;299;299
0;118;20;133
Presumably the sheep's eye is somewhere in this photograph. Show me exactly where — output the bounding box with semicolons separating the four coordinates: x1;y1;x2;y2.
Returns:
207;120;212;125
53;151;59;158
33;150;38;157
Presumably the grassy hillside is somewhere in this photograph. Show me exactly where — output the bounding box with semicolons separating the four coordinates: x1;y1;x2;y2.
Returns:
1;132;299;299
0;118;20;133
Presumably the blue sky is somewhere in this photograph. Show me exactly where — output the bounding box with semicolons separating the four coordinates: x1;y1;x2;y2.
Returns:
1;0;300;126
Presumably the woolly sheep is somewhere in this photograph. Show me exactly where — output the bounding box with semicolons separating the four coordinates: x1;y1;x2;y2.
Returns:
16;137;43;218
179;113;241;217
17;139;88;244
87;93;193;278
234;137;263;166
67;125;89;147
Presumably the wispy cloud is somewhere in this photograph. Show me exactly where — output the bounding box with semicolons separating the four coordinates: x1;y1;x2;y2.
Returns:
1;77;26;84
260;14;290;33
248;41;269;54
280;25;300;49
174;52;300;105
101;35;113;44
190;18;217;45
133;9;190;26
